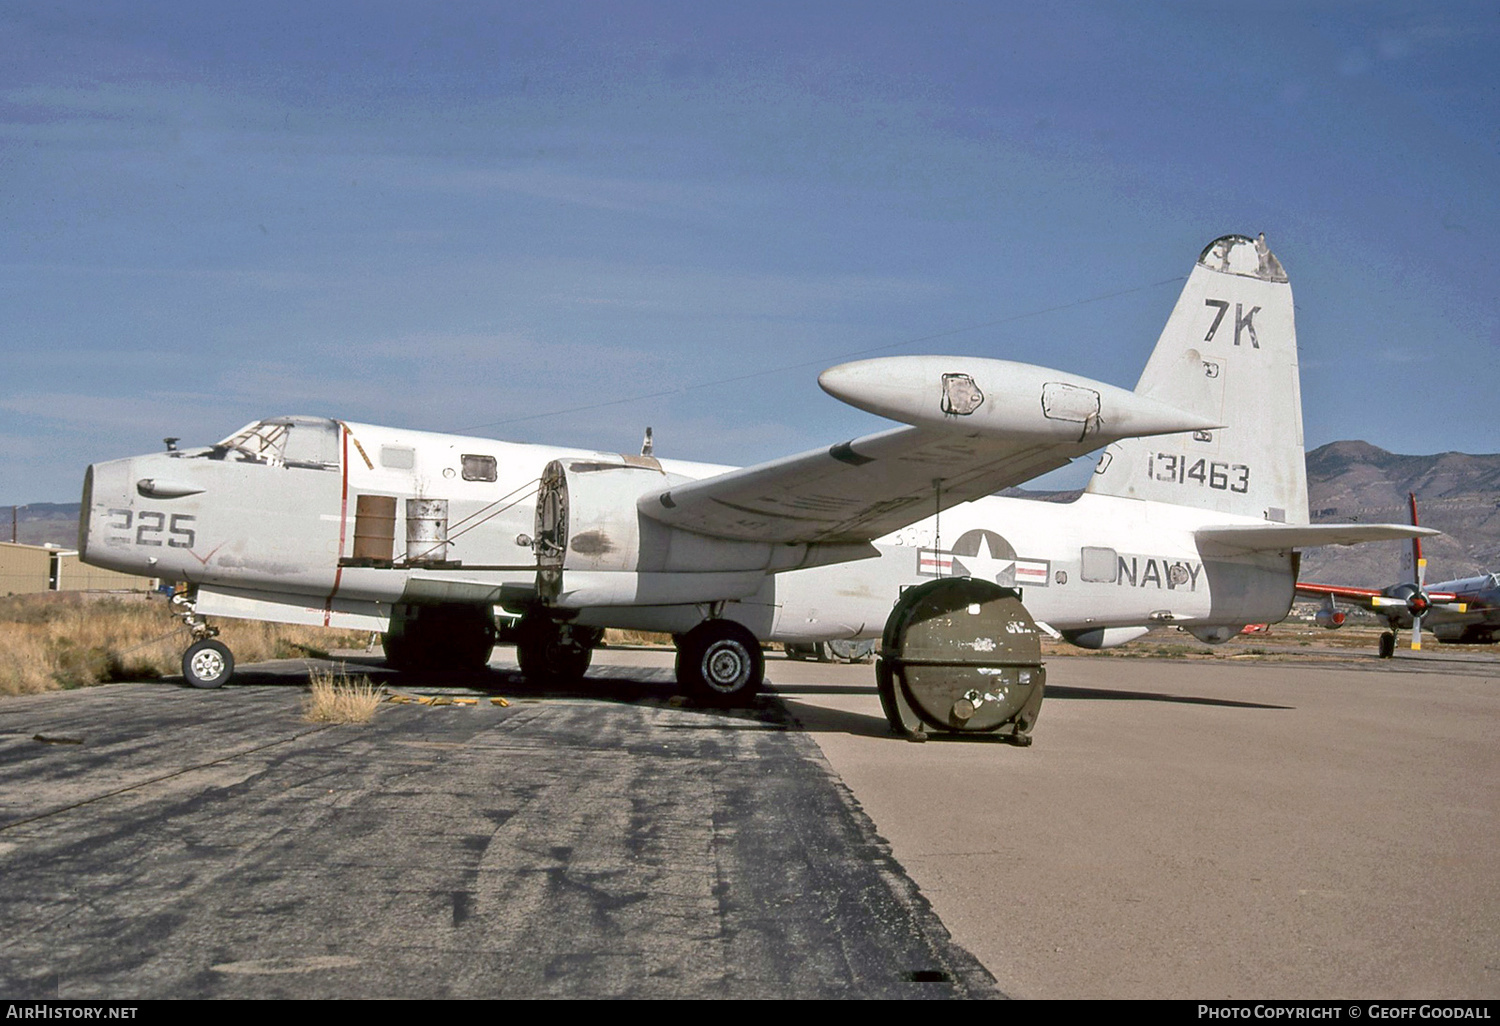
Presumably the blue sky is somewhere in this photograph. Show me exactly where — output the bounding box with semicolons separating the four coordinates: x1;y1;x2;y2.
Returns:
3;1;1496;503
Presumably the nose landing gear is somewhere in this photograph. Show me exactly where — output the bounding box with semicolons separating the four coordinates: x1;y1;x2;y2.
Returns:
171;589;234;689
182;638;235;688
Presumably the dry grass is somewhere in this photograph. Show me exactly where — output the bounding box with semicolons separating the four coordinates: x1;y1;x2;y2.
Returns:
301;665;382;724
0;593;369;697
599;628;787;652
601;628;675;648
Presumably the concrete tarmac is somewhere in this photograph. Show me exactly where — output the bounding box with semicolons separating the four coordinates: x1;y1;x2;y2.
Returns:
770;649;1500;999
1;645;1497;999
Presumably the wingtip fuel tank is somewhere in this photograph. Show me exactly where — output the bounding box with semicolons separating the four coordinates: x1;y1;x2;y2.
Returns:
817;356;1219;444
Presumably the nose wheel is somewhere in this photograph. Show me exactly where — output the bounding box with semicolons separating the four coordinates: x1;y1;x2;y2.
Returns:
182;638;235;689
171;588;235;688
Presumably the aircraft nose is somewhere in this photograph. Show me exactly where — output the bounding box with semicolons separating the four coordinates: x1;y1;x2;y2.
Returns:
78;457;136;568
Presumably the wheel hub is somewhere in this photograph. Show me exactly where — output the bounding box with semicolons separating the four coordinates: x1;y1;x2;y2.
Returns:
190;650;225;681
705;646;745;687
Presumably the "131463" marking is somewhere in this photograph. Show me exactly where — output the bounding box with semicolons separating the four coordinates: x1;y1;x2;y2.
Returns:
1147;455;1250;493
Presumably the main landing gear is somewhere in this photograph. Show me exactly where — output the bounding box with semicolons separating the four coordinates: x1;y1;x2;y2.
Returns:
674;619;764;704
382;605;497;673
171;590;234;689
513;617;601;683
509;614;764;704
784;639;876;664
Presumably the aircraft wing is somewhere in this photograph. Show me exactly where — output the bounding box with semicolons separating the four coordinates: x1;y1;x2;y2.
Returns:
1294;582;1463;607
642;425;1101;545
640;356;1219;545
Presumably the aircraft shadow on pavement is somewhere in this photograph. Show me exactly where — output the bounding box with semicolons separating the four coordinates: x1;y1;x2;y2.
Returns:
770;680;1292;711
1043;684;1292;710
178;657;795;728
772;686;1291;742
774;701;901;740
768;683;876;696
169;659;1289;741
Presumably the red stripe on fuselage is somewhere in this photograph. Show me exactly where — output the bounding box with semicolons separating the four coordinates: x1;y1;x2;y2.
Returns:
323;425;350;626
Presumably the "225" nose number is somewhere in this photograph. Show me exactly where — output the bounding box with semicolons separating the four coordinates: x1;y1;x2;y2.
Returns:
106;509;197;548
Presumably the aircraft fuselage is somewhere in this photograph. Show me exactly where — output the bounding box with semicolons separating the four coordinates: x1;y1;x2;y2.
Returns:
81;416;1296;647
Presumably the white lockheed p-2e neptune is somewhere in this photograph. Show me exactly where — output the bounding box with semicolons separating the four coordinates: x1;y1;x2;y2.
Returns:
81;234;1429;708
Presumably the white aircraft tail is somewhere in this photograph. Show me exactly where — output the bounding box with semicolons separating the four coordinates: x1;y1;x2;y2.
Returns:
1086;234;1308;525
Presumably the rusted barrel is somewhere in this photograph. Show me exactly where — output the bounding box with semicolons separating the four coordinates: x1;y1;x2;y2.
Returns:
405;498;449;564
352;495;397;562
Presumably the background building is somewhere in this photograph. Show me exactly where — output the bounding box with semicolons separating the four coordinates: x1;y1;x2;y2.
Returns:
0;542;150;596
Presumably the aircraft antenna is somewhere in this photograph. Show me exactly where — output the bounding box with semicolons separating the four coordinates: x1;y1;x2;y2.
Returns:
449;275;1187;434
933;478;942;574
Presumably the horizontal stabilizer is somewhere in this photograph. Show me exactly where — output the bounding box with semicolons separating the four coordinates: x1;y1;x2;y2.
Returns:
1196;523;1440;553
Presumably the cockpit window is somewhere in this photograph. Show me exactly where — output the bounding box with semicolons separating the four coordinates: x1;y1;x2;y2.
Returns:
210;417;341;470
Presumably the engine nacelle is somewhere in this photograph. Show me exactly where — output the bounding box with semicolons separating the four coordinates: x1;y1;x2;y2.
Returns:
533;457;873;608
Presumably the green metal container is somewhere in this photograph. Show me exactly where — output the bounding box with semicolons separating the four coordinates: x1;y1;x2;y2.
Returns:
877;577;1045;744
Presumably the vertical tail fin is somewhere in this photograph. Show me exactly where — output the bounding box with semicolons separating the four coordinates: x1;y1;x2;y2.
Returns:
1086;234;1308;525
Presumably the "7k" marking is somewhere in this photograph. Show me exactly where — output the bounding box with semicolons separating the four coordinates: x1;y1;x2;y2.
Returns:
1203;299;1260;348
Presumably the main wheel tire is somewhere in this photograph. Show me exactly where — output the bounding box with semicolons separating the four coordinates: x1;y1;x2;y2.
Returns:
516;622;597;682
183;639;234;689
677;620;764;705
516;635;593;681
382;606;496;672
1378;631;1396;659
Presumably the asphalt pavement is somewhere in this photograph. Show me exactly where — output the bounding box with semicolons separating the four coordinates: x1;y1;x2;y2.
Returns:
2;644;1497;1000
0;656;996;999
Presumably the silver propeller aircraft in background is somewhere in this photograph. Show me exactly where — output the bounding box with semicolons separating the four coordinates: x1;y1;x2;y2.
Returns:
81;234;1430;701
1298;492;1499;657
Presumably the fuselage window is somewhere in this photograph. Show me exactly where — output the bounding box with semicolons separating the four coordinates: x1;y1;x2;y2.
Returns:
461;454;497;482
380;446;415;470
1080;546;1118;583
